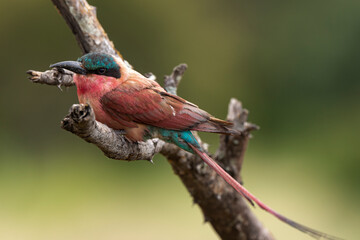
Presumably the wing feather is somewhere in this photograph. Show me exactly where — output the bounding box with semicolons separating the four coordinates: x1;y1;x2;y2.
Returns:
100;79;235;134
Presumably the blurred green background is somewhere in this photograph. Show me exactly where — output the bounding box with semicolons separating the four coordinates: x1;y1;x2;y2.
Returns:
0;0;359;239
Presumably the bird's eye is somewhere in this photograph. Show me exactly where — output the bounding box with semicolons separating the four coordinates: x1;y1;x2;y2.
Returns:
97;68;106;74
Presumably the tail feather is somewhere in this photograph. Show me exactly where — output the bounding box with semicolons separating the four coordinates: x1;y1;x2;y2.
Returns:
188;143;342;240
192;117;239;135
209;117;234;126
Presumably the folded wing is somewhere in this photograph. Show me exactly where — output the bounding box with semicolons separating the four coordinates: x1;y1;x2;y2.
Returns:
100;79;237;135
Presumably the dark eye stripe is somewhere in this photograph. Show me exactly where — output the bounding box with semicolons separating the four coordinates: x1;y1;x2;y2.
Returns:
78;53;121;79
98;68;106;74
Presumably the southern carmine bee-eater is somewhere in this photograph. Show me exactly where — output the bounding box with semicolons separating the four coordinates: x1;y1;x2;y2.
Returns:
50;52;340;240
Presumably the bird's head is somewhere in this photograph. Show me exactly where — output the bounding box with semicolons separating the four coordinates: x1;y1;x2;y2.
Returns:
50;52;122;79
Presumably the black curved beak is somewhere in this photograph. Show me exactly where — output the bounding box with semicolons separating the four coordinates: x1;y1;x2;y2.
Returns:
50;61;87;75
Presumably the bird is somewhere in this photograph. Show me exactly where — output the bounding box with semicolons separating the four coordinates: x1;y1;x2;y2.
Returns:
50;52;340;240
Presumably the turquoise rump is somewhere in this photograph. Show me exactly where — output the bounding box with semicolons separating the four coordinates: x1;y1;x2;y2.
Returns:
145;126;201;153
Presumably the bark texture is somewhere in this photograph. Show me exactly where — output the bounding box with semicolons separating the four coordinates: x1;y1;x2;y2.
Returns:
27;1;275;239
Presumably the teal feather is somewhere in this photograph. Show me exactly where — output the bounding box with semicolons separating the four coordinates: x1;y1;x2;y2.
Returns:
76;52;121;78
78;53;119;71
145;126;202;153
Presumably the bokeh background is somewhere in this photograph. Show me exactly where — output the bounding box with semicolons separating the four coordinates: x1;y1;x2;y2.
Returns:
0;0;359;239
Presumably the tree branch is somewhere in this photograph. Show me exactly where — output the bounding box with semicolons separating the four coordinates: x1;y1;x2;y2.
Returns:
27;1;274;239
27;68;74;87
51;0;119;57
61;103;165;161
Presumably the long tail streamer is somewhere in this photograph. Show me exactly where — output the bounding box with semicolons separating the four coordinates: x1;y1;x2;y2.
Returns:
188;144;342;240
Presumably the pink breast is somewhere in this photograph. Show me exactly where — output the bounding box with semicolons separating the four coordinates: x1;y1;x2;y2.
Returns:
73;74;128;130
